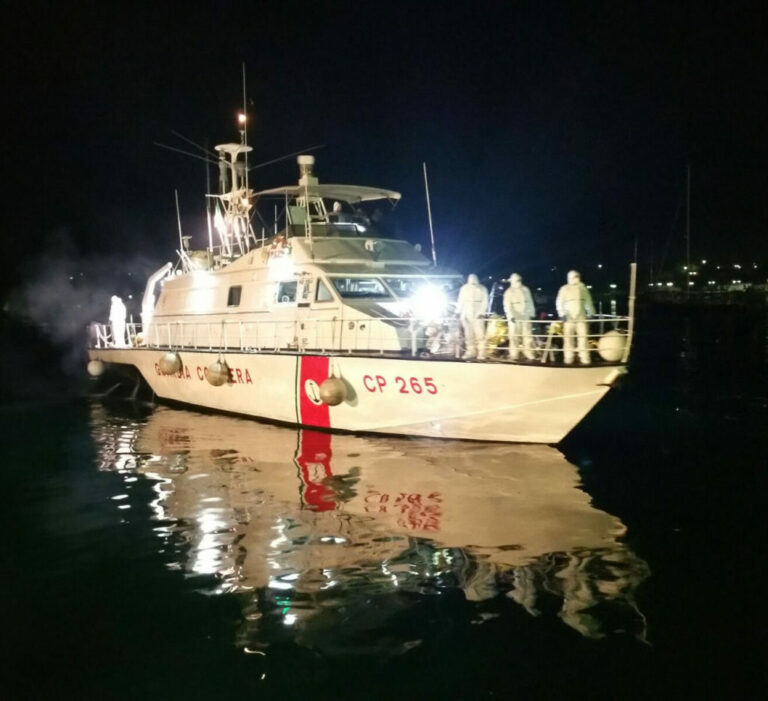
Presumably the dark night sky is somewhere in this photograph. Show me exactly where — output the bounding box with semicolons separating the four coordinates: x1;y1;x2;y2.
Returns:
4;0;767;296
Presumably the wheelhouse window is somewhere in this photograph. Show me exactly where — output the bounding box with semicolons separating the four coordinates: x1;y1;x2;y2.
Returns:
383;277;421;297
227;285;242;307
383;277;463;298
316;279;334;302
330;277;390;299
276;281;297;304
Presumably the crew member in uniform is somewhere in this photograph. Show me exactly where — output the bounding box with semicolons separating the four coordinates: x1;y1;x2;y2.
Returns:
555;270;594;364
503;273;536;360
457;274;489;360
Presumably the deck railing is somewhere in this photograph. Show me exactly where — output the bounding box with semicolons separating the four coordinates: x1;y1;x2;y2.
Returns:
89;314;633;365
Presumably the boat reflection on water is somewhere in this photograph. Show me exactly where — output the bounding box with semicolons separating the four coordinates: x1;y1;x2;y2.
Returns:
91;403;649;655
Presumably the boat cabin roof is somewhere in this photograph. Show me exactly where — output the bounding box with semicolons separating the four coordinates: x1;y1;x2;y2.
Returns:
316;262;460;277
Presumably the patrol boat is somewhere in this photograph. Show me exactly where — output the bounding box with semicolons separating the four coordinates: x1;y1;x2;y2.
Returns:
87;130;636;443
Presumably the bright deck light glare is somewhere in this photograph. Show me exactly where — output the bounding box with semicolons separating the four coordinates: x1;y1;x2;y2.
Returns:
411;284;447;320
237;112;247;125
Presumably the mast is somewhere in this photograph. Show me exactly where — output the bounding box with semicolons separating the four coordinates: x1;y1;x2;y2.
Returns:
240;63;249;199
205;139;213;254
297;155;316;245
174;189;190;271
423;162;437;266
685;164;691;274
212;140;253;259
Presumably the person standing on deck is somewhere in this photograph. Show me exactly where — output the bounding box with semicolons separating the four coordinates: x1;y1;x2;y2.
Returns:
555;270;594;364
457;274;489;360
503;273;536;360
109;295;128;348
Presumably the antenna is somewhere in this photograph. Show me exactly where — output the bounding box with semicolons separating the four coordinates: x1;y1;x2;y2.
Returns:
248;144;325;171
171;131;216;157
205;138;213;253
422;162;437;266
153;142;216;164
241;63;249;195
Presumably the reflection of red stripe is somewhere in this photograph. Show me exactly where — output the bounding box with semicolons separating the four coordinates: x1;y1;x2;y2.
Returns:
297;355;330;428
296;429;335;511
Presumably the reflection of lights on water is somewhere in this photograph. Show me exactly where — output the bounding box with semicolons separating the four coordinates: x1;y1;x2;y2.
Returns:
192;510;231;574
147;477;173;523
268;579;293;590
243;647;266;656
168;455;186;474
283;613;297;626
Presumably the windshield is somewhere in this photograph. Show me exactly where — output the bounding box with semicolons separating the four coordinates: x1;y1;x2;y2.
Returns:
383;277;463;299
330;277;391;299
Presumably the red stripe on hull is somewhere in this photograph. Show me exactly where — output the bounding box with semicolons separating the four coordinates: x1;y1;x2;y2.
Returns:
297;355;331;429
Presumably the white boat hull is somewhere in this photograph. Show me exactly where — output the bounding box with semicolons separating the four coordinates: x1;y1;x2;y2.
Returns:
88;348;623;443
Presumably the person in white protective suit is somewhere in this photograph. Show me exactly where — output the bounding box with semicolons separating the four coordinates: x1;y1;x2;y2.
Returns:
555;270;594;364
456;273;489;359
109;295;128;348
503;273;536;360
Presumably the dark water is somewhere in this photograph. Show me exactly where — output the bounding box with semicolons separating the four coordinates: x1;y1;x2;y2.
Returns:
1;304;766;699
